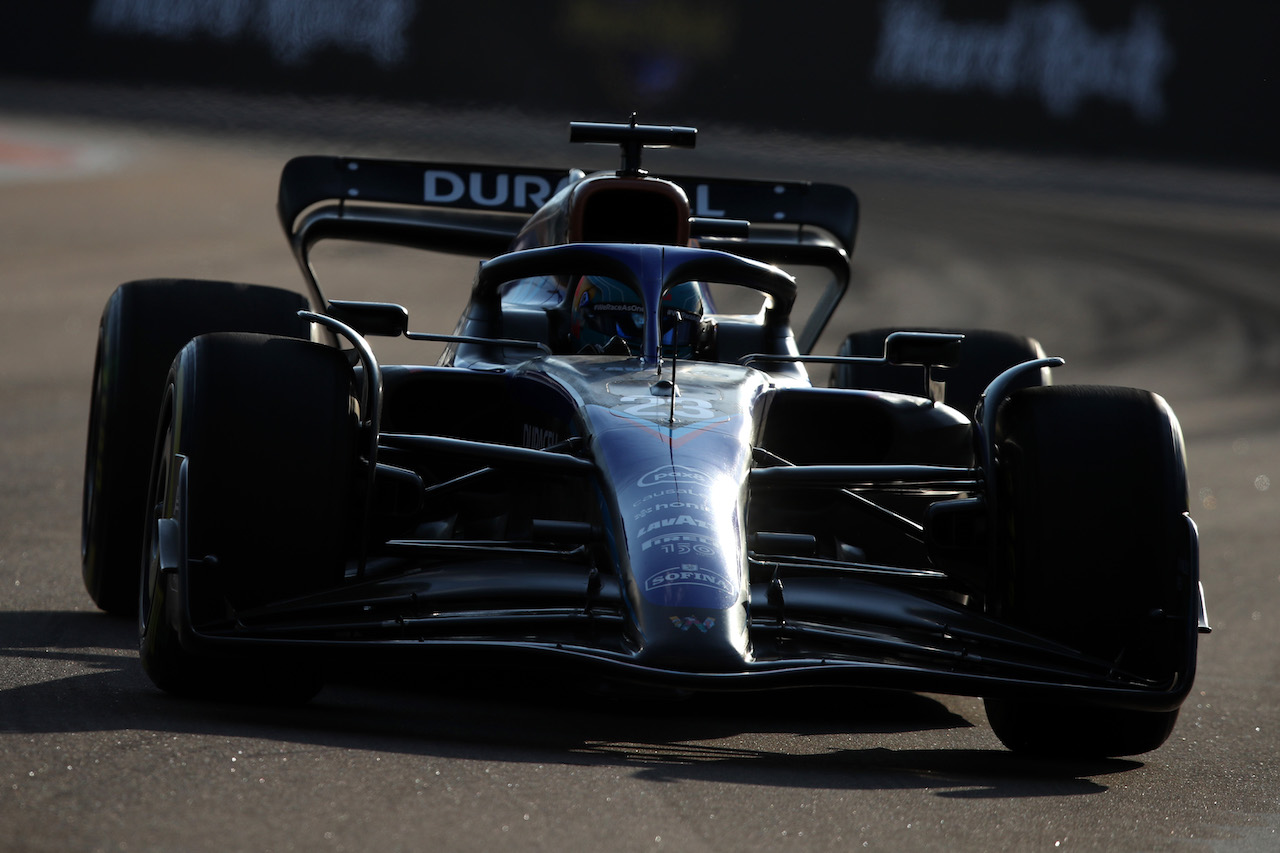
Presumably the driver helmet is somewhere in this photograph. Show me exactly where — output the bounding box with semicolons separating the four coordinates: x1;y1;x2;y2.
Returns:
568;275;704;357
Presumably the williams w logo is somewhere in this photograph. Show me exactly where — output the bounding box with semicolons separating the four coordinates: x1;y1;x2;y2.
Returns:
670;616;716;633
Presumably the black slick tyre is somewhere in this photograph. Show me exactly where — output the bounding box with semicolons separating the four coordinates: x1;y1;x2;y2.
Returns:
984;385;1198;757
140;333;356;702
82;279;310;616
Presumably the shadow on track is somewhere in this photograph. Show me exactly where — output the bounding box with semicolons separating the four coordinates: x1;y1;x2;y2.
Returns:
0;610;1136;799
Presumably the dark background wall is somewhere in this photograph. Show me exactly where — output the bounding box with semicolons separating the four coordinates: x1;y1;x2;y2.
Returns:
2;0;1276;167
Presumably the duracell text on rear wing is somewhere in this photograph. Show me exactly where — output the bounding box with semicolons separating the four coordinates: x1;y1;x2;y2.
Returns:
277;156;858;255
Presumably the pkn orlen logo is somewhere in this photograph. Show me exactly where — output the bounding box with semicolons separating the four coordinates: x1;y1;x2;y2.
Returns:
636;465;712;488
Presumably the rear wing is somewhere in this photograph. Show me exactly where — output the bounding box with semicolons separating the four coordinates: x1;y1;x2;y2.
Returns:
278;155;859;352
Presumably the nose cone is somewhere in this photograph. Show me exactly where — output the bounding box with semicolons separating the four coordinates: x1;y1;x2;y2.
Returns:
598;434;754;672
571;359;768;675
632;603;752;672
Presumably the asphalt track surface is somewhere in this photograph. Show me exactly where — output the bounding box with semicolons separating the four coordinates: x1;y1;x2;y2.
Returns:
2;91;1280;851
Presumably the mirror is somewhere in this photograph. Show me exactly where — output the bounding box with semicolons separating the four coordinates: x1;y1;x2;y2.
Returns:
325;300;410;338
884;332;964;368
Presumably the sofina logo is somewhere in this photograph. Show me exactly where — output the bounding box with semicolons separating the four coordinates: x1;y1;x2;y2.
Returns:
644;564;733;597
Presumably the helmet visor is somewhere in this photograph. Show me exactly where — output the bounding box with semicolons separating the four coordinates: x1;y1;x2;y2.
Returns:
581;303;698;349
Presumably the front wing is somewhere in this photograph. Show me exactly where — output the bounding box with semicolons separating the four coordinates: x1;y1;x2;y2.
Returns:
165;540;1199;713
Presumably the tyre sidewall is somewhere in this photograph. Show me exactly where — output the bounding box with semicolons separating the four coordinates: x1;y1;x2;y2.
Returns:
81;280;310;615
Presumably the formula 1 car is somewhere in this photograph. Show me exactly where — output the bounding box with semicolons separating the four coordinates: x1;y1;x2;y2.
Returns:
81;120;1209;757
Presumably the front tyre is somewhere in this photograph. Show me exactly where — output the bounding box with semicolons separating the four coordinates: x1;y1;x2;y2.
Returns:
140;333;356;702
984;385;1198;757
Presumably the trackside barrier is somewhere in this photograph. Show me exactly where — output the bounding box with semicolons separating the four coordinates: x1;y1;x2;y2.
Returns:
1;1;1275;167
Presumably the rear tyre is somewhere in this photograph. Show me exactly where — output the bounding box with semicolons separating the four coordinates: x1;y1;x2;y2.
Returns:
140;333;356;702
830;328;1048;417
82;280;310;616
983;385;1198;757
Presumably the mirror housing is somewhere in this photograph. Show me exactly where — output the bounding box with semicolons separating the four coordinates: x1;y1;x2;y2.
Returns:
325;300;410;337
884;331;964;368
